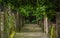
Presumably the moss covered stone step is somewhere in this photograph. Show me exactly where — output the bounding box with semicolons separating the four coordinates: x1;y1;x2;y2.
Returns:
21;24;42;32
14;32;48;38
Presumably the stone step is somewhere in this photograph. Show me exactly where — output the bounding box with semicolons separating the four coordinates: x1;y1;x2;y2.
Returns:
21;24;42;32
14;32;48;38
24;24;40;27
14;24;48;38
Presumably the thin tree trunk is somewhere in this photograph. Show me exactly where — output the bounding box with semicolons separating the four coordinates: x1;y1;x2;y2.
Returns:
16;11;22;32
22;16;25;27
13;13;16;32
19;14;22;31
44;15;48;34
1;12;4;38
16;11;21;32
16;11;18;32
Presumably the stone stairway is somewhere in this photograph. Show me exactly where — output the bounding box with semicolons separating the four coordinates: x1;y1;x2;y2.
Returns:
21;24;42;32
14;32;48;38
14;24;48;38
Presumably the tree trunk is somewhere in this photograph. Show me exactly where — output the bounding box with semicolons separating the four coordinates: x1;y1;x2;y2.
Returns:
16;12;22;32
19;14;22;31
44;15;48;34
16;11;19;32
1;12;4;38
22;16;24;26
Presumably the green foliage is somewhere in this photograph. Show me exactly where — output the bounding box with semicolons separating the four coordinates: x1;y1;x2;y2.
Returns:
4;12;10;38
4;12;15;38
0;0;2;3
47;10;56;20
1;0;56;19
35;5;47;20
18;5;33;17
36;0;56;20
2;0;56;26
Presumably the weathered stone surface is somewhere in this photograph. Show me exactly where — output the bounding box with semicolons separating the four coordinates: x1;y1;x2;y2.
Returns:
14;24;48;38
15;32;48;38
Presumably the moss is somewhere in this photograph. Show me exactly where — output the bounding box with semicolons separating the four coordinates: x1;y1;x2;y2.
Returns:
9;31;15;38
49;25;56;38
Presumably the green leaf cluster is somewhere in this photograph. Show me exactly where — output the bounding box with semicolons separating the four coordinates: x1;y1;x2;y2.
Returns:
0;0;56;22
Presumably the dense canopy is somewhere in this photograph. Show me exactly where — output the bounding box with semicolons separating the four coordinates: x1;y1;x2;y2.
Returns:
0;0;58;20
